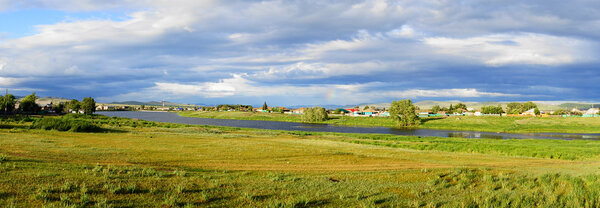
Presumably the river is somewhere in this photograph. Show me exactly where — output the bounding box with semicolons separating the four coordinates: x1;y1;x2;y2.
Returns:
97;111;600;140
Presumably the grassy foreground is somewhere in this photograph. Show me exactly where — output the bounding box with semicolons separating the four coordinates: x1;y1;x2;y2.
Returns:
1;115;600;207
179;111;600;133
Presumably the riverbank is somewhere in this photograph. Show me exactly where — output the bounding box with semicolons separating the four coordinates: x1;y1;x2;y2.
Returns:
177;111;398;127
178;111;600;134
2;115;600;207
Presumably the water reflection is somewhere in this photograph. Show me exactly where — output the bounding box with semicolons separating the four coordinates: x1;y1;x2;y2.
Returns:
97;111;600;141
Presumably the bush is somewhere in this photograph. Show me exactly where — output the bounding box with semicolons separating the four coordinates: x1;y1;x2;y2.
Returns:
31;117;102;132
301;107;328;123
481;106;504;114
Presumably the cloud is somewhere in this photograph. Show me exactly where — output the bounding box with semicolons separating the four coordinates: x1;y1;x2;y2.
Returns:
380;88;519;98
104;74;519;105
424;33;595;66
1;1;600;104
0;76;22;87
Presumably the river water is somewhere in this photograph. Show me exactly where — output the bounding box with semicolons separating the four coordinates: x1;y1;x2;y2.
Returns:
97;111;600;140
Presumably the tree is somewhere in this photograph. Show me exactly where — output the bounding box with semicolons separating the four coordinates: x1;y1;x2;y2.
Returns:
552;109;567;115
54;102;65;114
301;107;328;123
363;105;370;110
82;97;96;115
389;99;419;127
506;102;523;114
534;107;541;116
262;102;268;110
431;105;440;114
68;99;81;113
481;105;504;114
455;103;467;110
521;102;537;112
140;105;145;110
19;93;40;114
0;94;16;113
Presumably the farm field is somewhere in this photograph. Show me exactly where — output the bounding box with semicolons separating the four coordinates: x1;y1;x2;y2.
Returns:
1;115;600;207
178;111;600;134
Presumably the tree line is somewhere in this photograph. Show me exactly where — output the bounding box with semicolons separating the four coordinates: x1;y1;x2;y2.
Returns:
0;92;96;115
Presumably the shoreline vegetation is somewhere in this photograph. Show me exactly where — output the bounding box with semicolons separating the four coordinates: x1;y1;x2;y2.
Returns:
177;111;600;134
2;114;600;206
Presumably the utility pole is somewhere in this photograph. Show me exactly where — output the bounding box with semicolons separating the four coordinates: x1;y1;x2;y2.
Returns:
4;89;7;113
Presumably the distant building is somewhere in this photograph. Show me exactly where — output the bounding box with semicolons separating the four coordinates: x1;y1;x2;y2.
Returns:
583;108;599;117
521;108;536;116
292;108;306;114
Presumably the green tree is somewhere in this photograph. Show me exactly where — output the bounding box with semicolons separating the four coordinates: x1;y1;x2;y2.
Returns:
534;107;541;116
140;105;145;110
54;102;65;114
262;102;268;110
301;107;328;123
481;105;504;114
389;99;419;127
363;105;370;110
82;97;96;115
552;109;567;115
455;103;467;110
431;105;440;114
0;94;16;113
521;102;538;112
506;102;523;114
69;99;81;113
19;93;40;114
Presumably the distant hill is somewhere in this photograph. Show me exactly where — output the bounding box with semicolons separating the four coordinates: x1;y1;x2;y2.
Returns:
354;100;583;111
286;104;347;109
107;100;197;107
558;103;600;110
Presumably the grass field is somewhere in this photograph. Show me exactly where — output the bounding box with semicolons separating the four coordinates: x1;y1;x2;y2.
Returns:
421;116;600;133
2;115;600;207
179;111;600;133
178;111;398;127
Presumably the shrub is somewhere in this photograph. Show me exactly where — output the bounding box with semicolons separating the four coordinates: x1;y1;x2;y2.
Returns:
30;117;102;132
301;107;328;123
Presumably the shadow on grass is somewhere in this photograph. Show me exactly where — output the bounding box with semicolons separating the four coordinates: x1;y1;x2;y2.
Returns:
419;117;446;124
97;128;129;133
0;192;14;199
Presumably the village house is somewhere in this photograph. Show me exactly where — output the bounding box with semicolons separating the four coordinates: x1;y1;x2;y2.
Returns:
362;108;379;116
344;109;360;116
378;111;390;117
583;108;599;117
521;108;536;116
292;107;306;114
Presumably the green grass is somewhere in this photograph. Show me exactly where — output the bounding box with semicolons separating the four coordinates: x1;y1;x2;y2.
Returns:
180;111;600;133
178;111;397;127
2;115;600;207
420;116;600;133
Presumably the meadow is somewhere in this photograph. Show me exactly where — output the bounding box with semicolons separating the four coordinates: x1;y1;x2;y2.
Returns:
1;115;600;207
179;111;600;133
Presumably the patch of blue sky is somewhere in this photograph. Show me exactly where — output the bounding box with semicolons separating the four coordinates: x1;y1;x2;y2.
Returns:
0;8;129;38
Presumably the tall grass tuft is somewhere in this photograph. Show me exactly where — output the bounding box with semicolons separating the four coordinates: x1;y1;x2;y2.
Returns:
31;117;102;132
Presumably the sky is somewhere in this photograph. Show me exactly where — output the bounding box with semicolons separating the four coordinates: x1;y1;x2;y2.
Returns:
0;0;599;106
